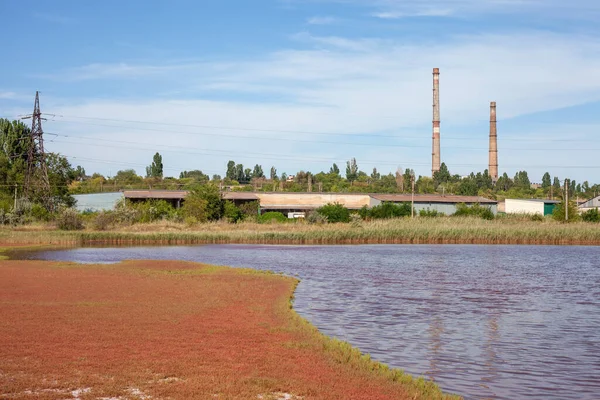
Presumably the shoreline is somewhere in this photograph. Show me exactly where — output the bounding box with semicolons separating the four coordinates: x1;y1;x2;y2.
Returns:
0;251;460;399
2;220;600;247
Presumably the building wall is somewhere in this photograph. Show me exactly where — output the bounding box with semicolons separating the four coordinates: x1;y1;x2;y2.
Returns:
370;198;497;215
74;193;123;212
505;199;544;215
256;193;371;209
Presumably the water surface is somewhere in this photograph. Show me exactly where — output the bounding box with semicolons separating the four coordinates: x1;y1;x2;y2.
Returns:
14;245;600;400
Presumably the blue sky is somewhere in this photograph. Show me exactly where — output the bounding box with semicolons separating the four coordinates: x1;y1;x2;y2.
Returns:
1;0;599;183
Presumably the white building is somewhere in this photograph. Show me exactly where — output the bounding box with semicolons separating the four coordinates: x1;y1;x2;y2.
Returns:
504;199;559;216
579;195;600;212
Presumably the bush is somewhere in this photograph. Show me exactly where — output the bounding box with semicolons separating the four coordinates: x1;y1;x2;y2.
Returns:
239;201;260;222
368;202;412;219
530;213;544;222
582;208;600;223
30;203;51;222
552;200;580;222
56;208;84;231
419;209;444;218
135;200;176;223
316;203;350;223
93;211;115;231
453;203;495;220
184;216;198;227
258;211;287;224
223;201;243;223
307;210;328;224
185;184;224;221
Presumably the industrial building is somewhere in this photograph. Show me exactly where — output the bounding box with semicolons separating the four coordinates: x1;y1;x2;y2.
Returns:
504;199;560;216
122;190;497;217
579;195;600;212
73;192;124;212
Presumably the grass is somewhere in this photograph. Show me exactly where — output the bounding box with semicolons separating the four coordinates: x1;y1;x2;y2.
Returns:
0;259;460;399
1;217;600;246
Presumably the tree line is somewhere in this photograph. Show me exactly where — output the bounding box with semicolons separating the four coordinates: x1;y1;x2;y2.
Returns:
70;151;600;202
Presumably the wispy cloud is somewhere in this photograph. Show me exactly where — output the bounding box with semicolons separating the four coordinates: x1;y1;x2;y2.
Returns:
321;0;600;19
34;12;75;24
307;16;338;24
39;29;600;179
0;91;17;99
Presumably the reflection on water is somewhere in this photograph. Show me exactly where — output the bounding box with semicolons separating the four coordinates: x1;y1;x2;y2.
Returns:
12;244;600;400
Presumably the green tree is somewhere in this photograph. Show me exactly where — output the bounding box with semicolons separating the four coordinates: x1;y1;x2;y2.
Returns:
329;163;340;176
370;167;380;181
553;176;561;192
180;170;209;184
270;166;277;180
552;198;580;222
542;172;551;189
145;152;163;178
346;158;358;182
433;162;451;187
316;202;350;223
252;164;264;179
226;160;236;181
115;169;143;185
183;184;223;222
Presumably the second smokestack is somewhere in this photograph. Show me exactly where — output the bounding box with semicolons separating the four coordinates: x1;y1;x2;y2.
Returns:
489;101;498;181
432;68;441;176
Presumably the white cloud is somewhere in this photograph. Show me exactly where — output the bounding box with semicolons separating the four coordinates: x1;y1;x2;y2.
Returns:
307;16;338;24
327;0;600;19
38;30;600;180
34;12;75;24
0;91;17;99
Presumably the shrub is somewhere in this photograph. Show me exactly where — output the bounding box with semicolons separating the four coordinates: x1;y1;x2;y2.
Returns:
239;201;260;222
307;210;328;224
181;196;209;223
258;211;287;224
368;202;412;219
582;208;600;223
30;203;51;222
316;203;350;223
419;209;444;218
185;184;224;221
93;211;115;231
453;203;495;220
223;201;244;223
184;216;198;227
136;200;176;223
552;200;580;222
530;213;544;222
56;208;84;231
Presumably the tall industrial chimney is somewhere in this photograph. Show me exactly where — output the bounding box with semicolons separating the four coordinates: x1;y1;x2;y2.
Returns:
489;101;498;181
432;68;441;176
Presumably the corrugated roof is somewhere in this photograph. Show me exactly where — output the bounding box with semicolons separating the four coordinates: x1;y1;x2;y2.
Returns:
506;198;560;204
124;190;188;199
371;194;497;204
223;192;260;200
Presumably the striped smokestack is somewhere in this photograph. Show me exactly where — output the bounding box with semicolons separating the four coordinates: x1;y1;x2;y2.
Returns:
432;68;441;176
489;101;498;181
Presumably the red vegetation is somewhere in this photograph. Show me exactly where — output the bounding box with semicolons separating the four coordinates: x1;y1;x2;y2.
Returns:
0;260;429;399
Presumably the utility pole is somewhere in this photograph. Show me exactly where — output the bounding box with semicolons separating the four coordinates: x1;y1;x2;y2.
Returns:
21;91;50;203
565;179;569;221
411;169;415;219
13;184;17;211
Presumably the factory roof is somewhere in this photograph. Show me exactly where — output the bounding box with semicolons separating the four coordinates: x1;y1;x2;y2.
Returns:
371;194;497;204
505;198;560;204
124;190;188;199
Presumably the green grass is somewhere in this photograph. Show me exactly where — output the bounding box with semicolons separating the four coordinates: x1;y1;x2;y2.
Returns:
1;217;599;246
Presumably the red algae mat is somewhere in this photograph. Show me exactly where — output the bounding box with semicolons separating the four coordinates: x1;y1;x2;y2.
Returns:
0;260;447;400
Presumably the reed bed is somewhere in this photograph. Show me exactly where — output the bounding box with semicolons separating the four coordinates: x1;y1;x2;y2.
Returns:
1;217;599;246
